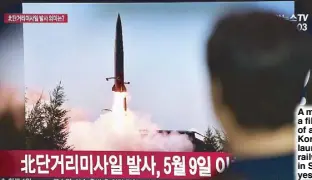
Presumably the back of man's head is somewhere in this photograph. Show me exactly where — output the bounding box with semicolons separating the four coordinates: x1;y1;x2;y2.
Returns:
207;11;312;130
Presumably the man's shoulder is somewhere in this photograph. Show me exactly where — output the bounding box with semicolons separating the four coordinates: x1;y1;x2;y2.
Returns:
211;154;294;180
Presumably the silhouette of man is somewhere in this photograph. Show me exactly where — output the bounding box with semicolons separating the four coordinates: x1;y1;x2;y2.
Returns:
0;85;25;149
0;3;25;150
206;11;311;180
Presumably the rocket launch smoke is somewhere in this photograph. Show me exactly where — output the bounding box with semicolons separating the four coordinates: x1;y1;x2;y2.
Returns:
67;92;195;151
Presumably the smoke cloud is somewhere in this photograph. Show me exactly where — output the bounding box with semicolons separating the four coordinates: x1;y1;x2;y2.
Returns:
67;93;194;151
26;89;195;151
68;108;194;151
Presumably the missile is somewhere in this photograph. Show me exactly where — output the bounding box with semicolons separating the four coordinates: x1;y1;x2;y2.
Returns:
106;14;129;111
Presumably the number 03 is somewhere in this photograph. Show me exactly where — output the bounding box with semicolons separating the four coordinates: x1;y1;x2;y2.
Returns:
297;23;308;31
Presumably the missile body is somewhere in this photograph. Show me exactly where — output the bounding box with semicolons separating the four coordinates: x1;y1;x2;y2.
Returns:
106;14;129;111
113;14;127;93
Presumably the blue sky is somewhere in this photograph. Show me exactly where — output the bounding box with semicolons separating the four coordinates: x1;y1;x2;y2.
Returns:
22;2;294;134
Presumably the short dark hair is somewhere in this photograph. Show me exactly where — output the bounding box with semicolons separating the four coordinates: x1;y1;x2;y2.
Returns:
207;11;312;129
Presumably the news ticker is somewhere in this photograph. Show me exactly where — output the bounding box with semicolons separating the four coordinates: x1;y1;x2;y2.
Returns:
0;151;232;179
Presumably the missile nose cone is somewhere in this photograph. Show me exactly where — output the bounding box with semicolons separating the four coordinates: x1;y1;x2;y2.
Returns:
117;13;121;21
116;13;122;28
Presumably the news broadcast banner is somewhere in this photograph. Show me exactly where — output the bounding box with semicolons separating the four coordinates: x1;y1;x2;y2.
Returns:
0;151;232;179
3;14;68;23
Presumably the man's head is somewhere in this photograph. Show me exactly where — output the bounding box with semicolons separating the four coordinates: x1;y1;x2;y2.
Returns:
206;11;311;141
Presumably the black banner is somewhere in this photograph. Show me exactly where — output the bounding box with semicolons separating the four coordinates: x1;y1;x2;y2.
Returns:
0;178;157;180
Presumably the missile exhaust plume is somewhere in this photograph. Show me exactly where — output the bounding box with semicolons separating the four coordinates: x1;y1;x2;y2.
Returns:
67;92;194;151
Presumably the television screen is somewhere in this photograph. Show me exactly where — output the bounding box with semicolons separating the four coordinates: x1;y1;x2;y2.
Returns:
22;1;294;151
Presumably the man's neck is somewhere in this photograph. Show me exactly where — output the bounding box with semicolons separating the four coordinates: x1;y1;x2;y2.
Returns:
229;125;294;159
